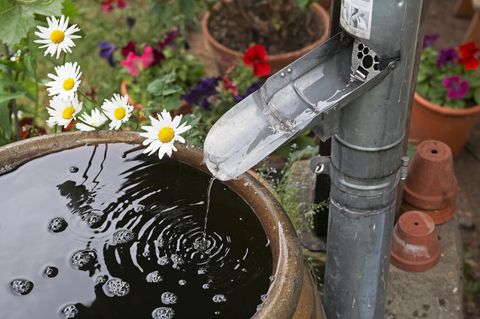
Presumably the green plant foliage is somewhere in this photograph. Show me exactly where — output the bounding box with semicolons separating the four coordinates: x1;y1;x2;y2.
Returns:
152;0;205;33
417;47;480;109
0;0;64;46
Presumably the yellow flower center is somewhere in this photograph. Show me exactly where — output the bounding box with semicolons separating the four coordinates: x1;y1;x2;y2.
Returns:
63;78;75;91
158;127;175;143
114;107;126;120
50;30;65;44
62;106;75;120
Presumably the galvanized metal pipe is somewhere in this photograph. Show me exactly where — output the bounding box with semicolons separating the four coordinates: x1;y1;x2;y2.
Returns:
322;1;429;318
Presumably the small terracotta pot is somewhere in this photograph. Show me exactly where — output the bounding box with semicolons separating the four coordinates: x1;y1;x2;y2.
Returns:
120;80;192;116
201;3;330;74
409;92;480;156
391;211;441;272
402;140;458;224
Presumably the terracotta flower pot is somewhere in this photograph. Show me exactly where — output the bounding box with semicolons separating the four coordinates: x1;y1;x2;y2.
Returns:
409;92;480;156
402;140;458;224
201;3;330;74
391;210;441;272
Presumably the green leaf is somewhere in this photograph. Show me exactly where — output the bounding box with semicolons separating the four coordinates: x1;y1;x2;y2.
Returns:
163;96;181;111
297;0;311;11
179;0;195;21
0;6;36;46
0;0;15;16
22;0;64;16
0;102;12;145
0;92;26;104
474;87;480;105
0;0;63;46
62;0;77;18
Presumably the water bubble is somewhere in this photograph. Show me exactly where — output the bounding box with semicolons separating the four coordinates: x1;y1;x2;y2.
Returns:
170;254;184;269
151;307;175;319
256;304;262;312
134;204;145;212
178;279;187;286
158;256;170;266
49;217;68;233
261;294;268;302
212;294;227;303
62;304;79;318
202;283;210;290
86;213;102;227
43;266;58;278
10;279;33;295
269;275;275;282
146;271;163;283
69;166;79;173
105;278;130;297
214;311;220;315
161;292;177;305
112;229;135;245
95;275;108;285
197;268;207;275
193;237;210;252
71;250;97;271
155;239;165;248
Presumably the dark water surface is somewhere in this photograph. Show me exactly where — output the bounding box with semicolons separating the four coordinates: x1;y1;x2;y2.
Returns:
0;144;272;319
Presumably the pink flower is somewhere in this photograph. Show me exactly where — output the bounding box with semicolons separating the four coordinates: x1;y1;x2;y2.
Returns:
120;46;155;77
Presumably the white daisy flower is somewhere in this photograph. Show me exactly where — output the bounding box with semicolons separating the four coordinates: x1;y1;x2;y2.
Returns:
46;96;82;128
34;15;81;59
140;110;191;159
76;109;108;131
46;62;82;101
101;94;134;130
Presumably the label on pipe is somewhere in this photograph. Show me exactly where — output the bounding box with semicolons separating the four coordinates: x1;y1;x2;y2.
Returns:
340;0;373;40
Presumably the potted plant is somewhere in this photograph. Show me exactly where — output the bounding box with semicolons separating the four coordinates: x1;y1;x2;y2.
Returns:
411;39;480;156
201;0;330;74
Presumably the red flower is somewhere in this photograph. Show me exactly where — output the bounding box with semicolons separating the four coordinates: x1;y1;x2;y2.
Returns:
243;44;271;77
121;40;136;57
223;77;238;96
459;42;480;70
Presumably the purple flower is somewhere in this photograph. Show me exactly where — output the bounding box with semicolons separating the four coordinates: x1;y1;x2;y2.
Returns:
234;82;262;103
437;48;458;67
423;33;439;48
98;41;116;67
183;77;221;110
442;75;469;99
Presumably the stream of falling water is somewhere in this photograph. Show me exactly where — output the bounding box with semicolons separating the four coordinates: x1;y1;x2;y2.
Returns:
202;177;216;243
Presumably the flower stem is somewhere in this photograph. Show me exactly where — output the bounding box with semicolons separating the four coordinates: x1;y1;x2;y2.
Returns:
3;44;21;141
78;91;95;105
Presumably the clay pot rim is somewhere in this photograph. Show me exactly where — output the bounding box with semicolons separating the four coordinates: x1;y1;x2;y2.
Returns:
414;92;480;117
201;3;330;64
0;131;305;319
